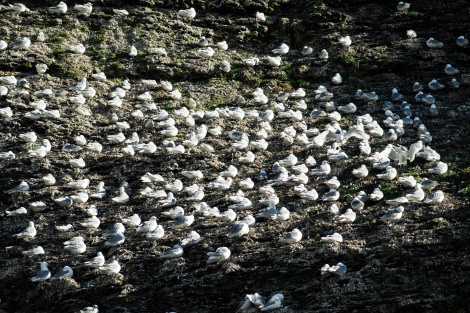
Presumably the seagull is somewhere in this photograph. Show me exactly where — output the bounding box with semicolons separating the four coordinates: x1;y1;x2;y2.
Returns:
398;176;417;188
0;40;7;51
8;3;30;13
31;262;51;282
137;216;157;233
444;64;459;75
227;222;249;238
238;293;266;312
70;78;87;91
424;190;444;204
428;161;448;175
14;221;36;239
321;262;347;276
67;178;90;190
50;266;73;281
104;232;125;247
74;2;93;16
56;224;74;232
420;178;438;191
322;189;340;201
207;247;231;263
64;236;86;255
80;215;100;229
260;294;284;311
426;38;444;48
160;244;184;259
80;305;99;313
369;187;384;201
121;214;141;227
318;49;329;60
12;37;31;50
22;246;45;256
377;166;397;180
7;181;29;194
49;1;68;14
320;232;343;243
181;230;201;247
6;207;27;216
271;43;289;55
339;35;352;47
407;29;417;38
112;186;129;204
36;63;48;74
279;228;302;244
217;41;228;50
380;206;404;222
337;209;356;223
113;9;129;16
84;252;105;268
256;11;266;23
266;55;281;67
99;260;121;274
103;223;125;237
456;35;469;47
90;182;106;199
331;73;342;85
397;2;410;12
302;46;313;56
178;7;196;19
324;176;341;189
352;164;368;178
54;196;73;208
172;215;195;229
146;225;164;240
310;160;330;176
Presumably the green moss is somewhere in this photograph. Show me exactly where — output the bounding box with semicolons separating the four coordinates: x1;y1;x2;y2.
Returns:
57;68;80;79
429;217;450;228
46;32;69;44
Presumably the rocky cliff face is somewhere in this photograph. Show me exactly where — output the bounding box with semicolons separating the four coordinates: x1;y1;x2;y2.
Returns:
1;0;470;312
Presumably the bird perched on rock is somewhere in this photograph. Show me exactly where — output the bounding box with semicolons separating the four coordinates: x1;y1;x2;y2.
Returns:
321;232;343;243
178;7;196;19
444;64;459;75
339;35;352;47
397;2;410;12
302;46;313;56
207;247;231;263
279;228;302;244
337;209;356;223
321;262;347;276
377;166;397;180
84;252;105;268
7;181;29;194
426;38;444;48
160;244;184;259
380;206;404;222
49;1;68;14
271;43;289;55
31;262;50;282
424;190;444;204
50;266;73;281
456;35;468;47
80;305;99;313
64;236;86;255
99;260;121;274
14;221;36;239
74;2;93;16
12;37;31;50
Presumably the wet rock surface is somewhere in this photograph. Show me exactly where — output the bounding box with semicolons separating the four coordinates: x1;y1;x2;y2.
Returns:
0;1;470;312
